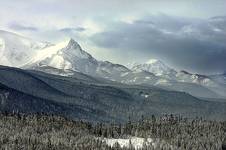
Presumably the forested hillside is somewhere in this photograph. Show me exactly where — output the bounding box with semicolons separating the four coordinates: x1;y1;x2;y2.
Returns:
0;112;225;150
1;66;226;123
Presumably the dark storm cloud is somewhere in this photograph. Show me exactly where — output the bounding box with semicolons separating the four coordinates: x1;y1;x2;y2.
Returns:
91;15;226;74
8;22;38;31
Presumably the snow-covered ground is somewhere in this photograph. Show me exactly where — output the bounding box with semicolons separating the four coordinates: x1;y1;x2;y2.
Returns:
102;137;155;149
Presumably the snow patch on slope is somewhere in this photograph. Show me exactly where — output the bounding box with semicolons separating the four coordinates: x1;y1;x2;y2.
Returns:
30;40;69;63
103;137;155;149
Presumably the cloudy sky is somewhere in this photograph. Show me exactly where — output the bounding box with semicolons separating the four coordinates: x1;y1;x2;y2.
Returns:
1;0;226;74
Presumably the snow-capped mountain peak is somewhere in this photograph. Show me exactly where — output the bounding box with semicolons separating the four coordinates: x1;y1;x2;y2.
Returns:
62;38;91;59
66;38;81;49
131;58;176;77
26;38;96;71
27;37;132;80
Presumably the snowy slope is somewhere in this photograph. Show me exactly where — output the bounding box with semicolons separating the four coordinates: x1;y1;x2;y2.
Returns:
0;30;49;67
130;60;226;98
175;71;226;98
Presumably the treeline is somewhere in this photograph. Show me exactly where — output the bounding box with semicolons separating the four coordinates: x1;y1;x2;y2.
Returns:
0;111;225;150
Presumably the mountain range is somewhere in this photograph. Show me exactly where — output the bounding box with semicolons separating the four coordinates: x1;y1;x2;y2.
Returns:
1;30;223;99
0;30;225;122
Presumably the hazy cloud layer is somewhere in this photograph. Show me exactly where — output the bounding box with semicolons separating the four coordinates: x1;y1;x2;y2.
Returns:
8;22;38;31
60;27;86;33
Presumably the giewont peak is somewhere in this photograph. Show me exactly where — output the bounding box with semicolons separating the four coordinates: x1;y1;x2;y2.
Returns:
66;38;82;50
62;38;92;59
